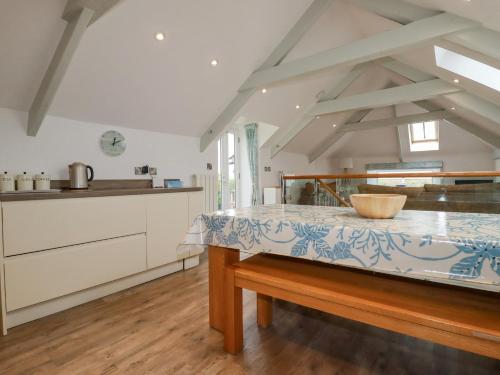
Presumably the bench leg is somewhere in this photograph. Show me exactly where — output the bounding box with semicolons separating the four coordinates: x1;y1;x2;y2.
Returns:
224;266;243;354
208;246;239;332
257;293;273;328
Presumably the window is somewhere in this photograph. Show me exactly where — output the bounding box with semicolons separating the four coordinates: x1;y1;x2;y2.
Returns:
435;46;500;93
408;121;439;152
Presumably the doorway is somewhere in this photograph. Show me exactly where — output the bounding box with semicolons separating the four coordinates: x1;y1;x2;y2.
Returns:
217;129;239;210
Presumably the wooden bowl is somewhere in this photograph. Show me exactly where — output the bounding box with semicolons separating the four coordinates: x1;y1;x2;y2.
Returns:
350;194;407;219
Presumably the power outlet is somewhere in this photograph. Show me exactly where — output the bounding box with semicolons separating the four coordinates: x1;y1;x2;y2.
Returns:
134;167;142;175
149;167;158;176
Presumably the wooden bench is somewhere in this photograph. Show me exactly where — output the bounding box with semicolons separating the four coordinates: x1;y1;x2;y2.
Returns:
208;246;500;359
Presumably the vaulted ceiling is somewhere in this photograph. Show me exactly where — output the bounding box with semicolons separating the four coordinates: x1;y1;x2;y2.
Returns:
1;0;499;160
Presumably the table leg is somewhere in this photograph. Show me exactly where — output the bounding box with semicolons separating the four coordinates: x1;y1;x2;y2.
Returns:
257;293;273;328
224;266;243;354
208;246;240;332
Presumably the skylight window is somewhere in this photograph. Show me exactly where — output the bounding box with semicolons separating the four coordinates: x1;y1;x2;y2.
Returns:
434;46;500;92
408;121;439;152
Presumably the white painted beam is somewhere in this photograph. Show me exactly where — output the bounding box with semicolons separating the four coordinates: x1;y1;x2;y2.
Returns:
63;0;124;25
28;7;94;136
199;0;334;152
443;116;500;149
446;29;500;63
350;0;500;67
339;110;448;133
382;59;500;128
309;80;460;117
378;58;435;82
239;13;478;91
347;0;440;25
445;92;500;126
307;109;371;163
271;64;368;158
413;101;500;149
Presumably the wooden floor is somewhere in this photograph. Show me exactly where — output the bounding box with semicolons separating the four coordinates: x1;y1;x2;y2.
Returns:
0;257;499;375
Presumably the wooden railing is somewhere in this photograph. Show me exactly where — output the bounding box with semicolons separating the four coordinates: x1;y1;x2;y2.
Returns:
283;171;500;180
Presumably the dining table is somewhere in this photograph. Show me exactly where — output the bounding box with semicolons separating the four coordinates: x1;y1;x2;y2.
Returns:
178;204;500;358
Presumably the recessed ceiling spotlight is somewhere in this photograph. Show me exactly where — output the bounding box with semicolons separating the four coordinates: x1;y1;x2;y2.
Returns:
315;116;320;119
451;107;456;110
453;78;460;83
210;59;219;67
332;123;337;128
295;105;301;110
155;32;165;41
261;88;267;94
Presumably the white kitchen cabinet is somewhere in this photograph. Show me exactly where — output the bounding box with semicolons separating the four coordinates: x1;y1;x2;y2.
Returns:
0;189;202;334
4;234;147;311
146;193;189;269
188;191;204;222
2;196;146;256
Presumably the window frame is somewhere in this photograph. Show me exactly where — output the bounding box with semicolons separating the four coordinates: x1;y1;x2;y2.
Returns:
409;121;439;144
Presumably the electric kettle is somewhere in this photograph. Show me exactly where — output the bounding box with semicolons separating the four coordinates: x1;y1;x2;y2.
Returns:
68;162;94;189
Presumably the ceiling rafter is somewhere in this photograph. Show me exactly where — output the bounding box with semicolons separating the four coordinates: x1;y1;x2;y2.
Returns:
380;59;500;130
415;101;500;149
306;77;459;162
239;13;478;91
28;0;123;136
307;109;370;163
378;62;500;149
339;110;448;133
198;0;335;152
309;79;460;117
349;0;500;73
63;0;124;26
28;7;94;136
270;63;369;158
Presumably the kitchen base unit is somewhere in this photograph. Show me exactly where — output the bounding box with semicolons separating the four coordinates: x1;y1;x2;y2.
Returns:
0;188;204;335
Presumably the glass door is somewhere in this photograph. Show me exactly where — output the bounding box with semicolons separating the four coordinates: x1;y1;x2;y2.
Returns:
217;129;239;210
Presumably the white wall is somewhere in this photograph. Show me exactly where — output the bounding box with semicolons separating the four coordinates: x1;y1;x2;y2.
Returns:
0;108;217;185
260;147;334;188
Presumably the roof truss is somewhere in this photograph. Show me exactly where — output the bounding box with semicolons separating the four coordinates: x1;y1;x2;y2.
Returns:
28;0;122;136
271;64;368;158
239;13;478;91
199;0;335;151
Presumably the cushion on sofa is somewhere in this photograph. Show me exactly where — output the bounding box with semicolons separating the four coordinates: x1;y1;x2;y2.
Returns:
357;184;424;198
424;183;500;193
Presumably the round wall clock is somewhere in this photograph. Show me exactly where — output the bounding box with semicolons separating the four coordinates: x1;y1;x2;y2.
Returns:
100;130;126;156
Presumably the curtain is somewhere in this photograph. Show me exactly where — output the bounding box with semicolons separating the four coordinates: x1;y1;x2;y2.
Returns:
245;123;261;206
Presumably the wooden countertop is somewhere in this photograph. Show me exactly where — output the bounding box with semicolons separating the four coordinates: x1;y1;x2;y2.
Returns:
0;187;203;202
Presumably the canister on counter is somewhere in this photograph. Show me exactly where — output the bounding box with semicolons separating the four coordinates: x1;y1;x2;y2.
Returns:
16;172;33;191
34;172;51;191
0;171;15;192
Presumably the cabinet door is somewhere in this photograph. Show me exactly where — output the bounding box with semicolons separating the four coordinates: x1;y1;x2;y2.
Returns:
4;234;147;311
3;196;146;256
188;191;204;224
146;193;188;269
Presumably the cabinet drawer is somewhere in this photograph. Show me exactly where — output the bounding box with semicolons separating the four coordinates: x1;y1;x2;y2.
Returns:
4;234;147;311
2;196;146;256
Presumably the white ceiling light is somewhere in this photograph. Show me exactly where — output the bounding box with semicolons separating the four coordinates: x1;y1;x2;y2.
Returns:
210;59;219;67
315;116;320;119
295;105;301;109
451;107;456;110
155;32;165;41
332;123;337;128
453;78;460;84
261;88;267;94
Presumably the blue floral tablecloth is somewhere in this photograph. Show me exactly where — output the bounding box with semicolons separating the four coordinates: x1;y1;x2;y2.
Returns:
178;204;500;291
